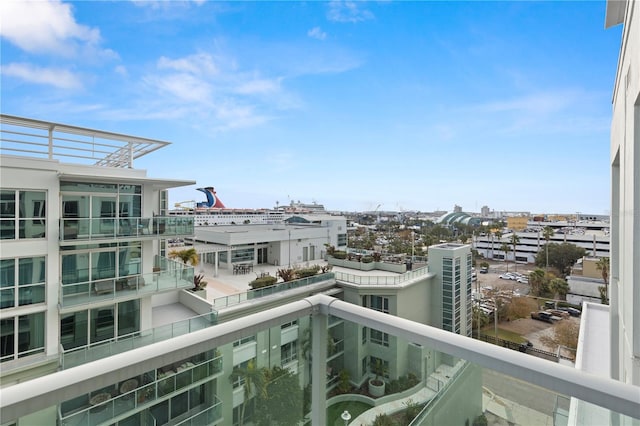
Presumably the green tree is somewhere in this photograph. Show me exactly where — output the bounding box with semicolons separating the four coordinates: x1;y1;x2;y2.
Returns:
534;243;585;276
255;366;303;426
168;247;199;266
229;359;267;426
542;226;555;271
596;257;610;305
510;233;520;272
549;278;570;300
500;242;511;272
528;269;546;297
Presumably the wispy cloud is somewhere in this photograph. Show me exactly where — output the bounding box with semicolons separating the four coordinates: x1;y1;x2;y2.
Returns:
1;63;82;89
308;27;327;40
0;0;114;59
327;1;374;23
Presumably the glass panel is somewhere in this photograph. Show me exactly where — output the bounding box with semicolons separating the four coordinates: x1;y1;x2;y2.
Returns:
1;318;15;361
0;191;16;218
19;219;45;238
1;289;15;309
60;181;117;192
117;300;140;336
1;259;15;287
93;251;116;280
18;312;45;356
61;311;88;350
0;220;15;240
91;307;114;344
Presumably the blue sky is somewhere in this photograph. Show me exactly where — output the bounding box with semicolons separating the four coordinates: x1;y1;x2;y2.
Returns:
0;1;622;214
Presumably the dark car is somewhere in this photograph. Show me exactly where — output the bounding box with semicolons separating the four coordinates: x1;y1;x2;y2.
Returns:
558;307;581;317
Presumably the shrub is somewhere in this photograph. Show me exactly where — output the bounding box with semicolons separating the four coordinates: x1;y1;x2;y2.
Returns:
277;268;296;282
332;251;347;259
361;256;374;263
297;265;320;278
372;413;396;426
336;369;351;393
249;276;277;289
473;414;488;426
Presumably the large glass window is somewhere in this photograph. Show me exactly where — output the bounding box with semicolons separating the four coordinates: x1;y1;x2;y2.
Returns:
281;341;297;365
1;312;45;362
364;295;389;313
369;329;390;347
1;257;45;309
1;190;46;240
60;300;140;350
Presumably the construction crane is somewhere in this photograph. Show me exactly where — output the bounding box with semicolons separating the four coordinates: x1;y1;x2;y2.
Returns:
174;200;195;210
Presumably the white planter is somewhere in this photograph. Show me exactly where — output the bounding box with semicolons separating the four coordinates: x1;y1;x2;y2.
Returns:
368;379;385;397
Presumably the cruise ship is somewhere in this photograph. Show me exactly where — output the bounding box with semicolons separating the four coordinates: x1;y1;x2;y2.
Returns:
169;187;287;226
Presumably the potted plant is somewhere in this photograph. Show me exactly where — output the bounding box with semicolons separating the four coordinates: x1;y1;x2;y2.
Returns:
368;358;388;397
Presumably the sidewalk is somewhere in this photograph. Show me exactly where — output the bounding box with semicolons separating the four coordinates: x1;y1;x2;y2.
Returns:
483;387;553;426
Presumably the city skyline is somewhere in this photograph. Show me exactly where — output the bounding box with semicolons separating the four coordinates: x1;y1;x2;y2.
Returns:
0;1;621;214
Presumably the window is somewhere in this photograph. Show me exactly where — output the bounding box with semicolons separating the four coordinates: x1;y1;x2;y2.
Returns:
1;312;45;363
368;356;389;378
233;335;256;347
362;326;368;344
369;329;389;347
337;233;347;246
232;359;254;389
281;341;297;365
281;320;298;329
60;300;140;350
1;190;46;240
1;257;46;309
363;295;389;314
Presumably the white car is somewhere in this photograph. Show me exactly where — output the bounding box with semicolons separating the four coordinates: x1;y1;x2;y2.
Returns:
499;274;515;280
516;277;529;283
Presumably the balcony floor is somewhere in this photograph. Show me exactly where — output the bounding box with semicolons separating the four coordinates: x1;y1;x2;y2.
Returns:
152;303;200;328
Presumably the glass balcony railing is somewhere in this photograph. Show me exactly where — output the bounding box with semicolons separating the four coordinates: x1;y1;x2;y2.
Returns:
60;216;194;242
60;312;218;369
211;272;334;309
59;355;223;426
333;266;429;286
60;260;194;308
4;295;639;426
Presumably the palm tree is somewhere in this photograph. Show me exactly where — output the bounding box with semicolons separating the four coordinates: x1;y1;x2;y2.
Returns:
549;278;569;300
510;233;520;272
491;229;503;260
500;242;510;272
168;247;199;266
168;247;199;281
229;359;267;426
529;269;546;296
596;257;610;305
542;226;554;271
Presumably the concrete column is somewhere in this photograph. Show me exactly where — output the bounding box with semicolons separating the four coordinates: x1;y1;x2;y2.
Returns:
310;313;327;425
214;252;219;277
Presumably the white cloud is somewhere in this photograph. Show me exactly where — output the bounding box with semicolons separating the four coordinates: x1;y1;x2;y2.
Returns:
1;62;82;89
327;1;374;23
308;27;327;40
145;73;212;103
157;53;218;76
114;65;128;76
0;0;110;58
132;0;205;9
235;78;281;95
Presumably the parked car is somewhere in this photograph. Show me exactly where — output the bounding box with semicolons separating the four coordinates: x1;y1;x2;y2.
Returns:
499;273;516;280
531;311;554;323
547;309;570;319
480;266;489;274
516;277;529;284
558;307;582;317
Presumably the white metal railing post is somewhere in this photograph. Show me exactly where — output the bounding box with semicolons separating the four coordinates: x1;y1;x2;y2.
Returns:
311;310;327;426
48;125;54;159
128;142;133;168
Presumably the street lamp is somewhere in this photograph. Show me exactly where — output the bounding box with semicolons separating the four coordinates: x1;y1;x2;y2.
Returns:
341;410;351;426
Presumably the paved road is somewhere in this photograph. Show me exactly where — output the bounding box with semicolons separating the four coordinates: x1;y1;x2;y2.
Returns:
482;368;561;416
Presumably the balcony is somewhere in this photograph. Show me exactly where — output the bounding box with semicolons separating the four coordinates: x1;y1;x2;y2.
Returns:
2;295;638;426
61;312;217;369
60;216;194;244
60;259;194;308
333;266;430;286
58;353;223;426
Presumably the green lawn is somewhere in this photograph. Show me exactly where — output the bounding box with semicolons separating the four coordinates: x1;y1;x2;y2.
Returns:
481;326;528;343
326;400;373;426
